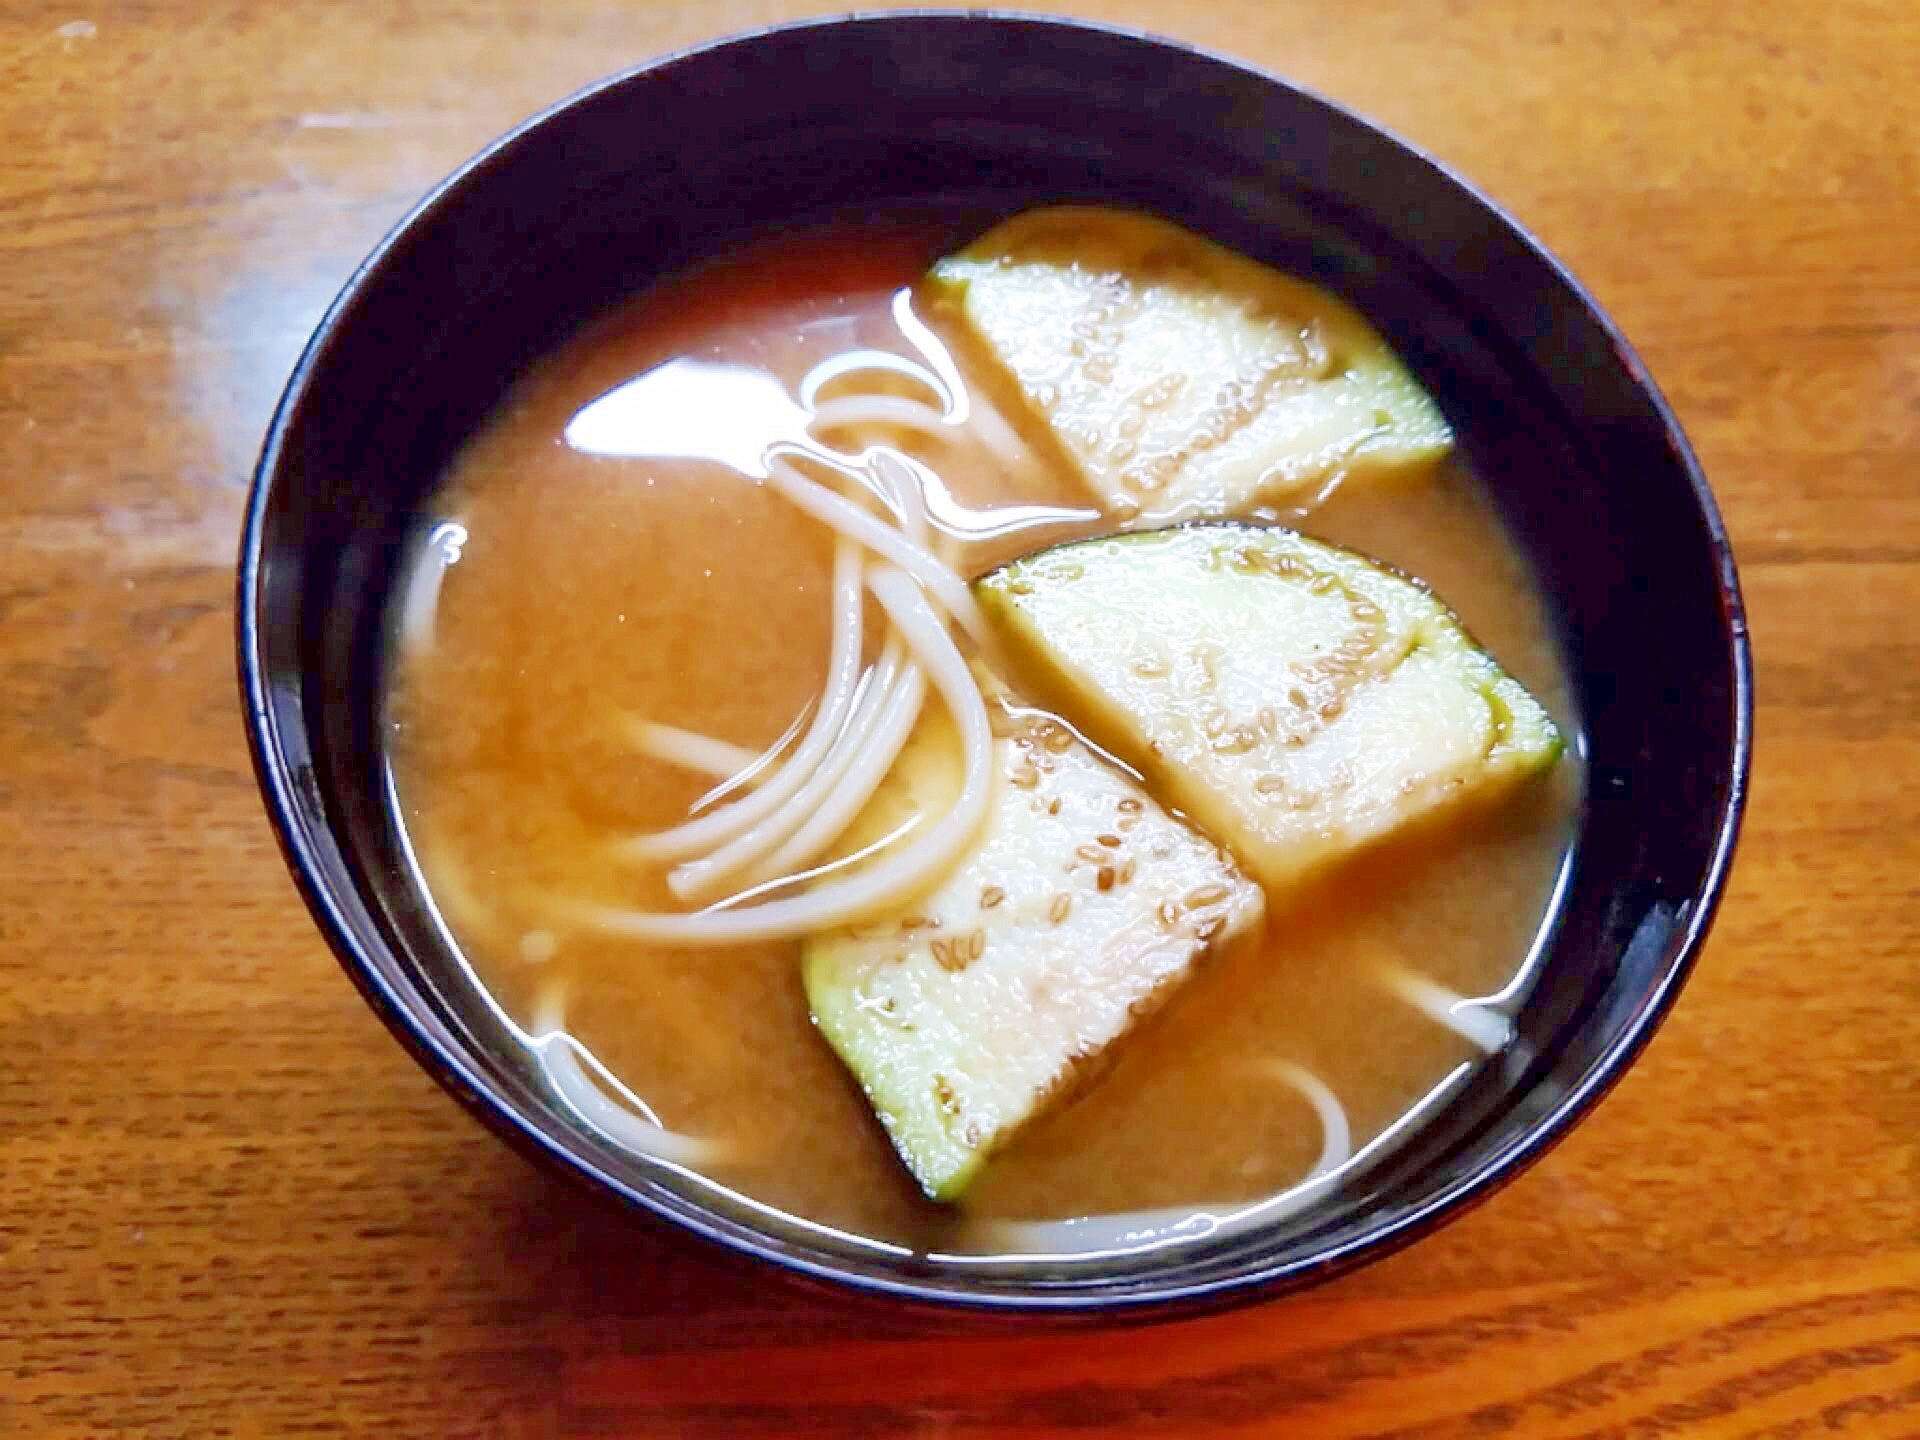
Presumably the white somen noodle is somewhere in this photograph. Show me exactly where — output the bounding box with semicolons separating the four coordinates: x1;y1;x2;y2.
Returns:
763;447;998;658
750;652;929;885
1267;1060;1353;1177
1374;962;1515;1054
622;719;765;780
889;287;969;422
397;520;468;658
668;632;917;902
659;445;942;903
565;565;991;945
570;353;1021;941
978;1061;1354;1256
808;395;955;447
872;448;931;546
799;351;956;421
686;700;813;816
619;537;866;864
533;996;726;1167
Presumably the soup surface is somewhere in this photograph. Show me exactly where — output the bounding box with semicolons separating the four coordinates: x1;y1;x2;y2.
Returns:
387;221;1580;1255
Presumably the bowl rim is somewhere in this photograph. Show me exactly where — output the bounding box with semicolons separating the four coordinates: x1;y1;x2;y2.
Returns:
236;8;1754;1315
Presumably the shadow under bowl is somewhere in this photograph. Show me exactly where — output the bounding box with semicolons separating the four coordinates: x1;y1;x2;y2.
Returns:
237;12;1752;1316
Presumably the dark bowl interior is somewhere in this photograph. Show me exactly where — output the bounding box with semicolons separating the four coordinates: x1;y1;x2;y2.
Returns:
238;13;1751;1314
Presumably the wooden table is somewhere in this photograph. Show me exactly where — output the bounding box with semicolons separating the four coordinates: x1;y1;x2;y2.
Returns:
4;1;1914;1433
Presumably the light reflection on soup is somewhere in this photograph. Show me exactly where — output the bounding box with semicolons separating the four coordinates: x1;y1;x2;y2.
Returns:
386;222;1580;1255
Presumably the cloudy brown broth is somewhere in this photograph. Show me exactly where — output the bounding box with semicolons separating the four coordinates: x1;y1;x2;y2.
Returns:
386;224;1580;1253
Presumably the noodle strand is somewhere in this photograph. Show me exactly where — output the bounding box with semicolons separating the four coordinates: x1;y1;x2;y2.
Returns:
977;1063;1353;1257
809;395;954;445
750;652;928;884
564;565;991;945
620;538;866;863
799;350;955;418
764;448;997;658
623;719;764;780
1267;1060;1353;1177
397;520;468;657
686;700;812;816
1374;963;1515;1054
534;999;726;1167
669;634;910;902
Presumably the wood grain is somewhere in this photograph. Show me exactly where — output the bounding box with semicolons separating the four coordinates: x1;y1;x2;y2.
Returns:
1;0;1914;1434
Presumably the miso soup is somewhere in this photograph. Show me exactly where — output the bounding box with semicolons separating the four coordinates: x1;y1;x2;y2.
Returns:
387;210;1580;1257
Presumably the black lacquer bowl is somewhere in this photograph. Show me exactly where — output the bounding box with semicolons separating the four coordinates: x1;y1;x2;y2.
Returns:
237;13;1751;1315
